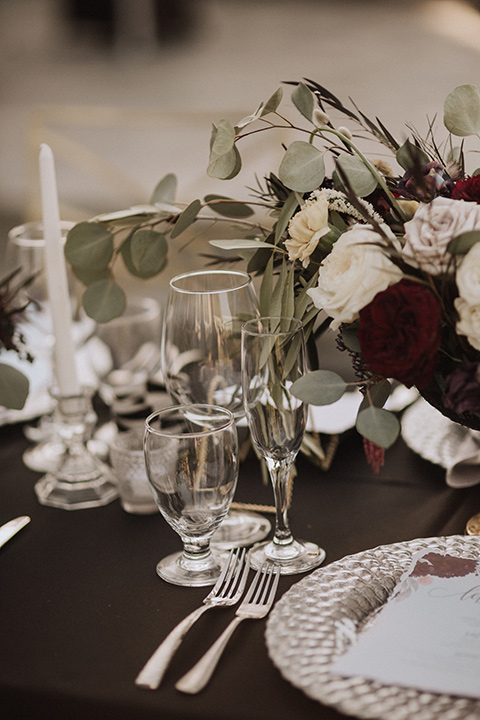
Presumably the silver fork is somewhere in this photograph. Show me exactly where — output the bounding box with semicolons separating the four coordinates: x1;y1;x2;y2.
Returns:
135;547;251;689
175;563;280;694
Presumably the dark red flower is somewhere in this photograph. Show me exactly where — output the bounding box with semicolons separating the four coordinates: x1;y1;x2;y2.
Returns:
397;161;454;202
443;361;480;416
451;175;480;203
358;279;441;388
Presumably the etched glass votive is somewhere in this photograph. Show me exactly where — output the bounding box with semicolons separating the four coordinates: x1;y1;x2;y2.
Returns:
110;430;157;514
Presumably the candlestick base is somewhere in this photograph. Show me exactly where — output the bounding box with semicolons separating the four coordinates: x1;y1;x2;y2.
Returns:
34;387;118;510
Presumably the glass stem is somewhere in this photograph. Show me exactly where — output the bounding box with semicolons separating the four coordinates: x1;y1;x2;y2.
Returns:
182;539;212;561
266;457;293;547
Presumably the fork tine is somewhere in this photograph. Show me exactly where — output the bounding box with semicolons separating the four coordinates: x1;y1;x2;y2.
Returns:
221;547;246;596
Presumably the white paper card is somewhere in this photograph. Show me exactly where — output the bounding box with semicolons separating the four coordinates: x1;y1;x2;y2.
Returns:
331;550;480;699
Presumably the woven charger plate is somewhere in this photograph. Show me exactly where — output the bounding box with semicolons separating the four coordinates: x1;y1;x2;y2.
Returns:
265;536;480;720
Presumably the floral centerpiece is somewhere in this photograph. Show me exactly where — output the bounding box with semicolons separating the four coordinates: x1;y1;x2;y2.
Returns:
65;80;480;470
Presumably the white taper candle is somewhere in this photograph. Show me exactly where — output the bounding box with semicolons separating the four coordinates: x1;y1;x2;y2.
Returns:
39;144;81;397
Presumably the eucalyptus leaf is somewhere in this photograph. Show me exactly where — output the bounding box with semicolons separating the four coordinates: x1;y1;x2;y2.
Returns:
94;207;156;222
170;199;202;239
292;369;348;405
71;264;110;286
278;141;325;192
65;222;114;270
260;87;283;116
291;83;314;122
207;119;240;179
204;195;254;218
150;173;177;204
395;139;430;171
336;154;378;197
356;406;400;448
210;238;273;251
82;279;126;323
444;84;480;137
359;379;392;412
0;363;29;410
130;229;168;276
448;230;480;255
340;324;361;352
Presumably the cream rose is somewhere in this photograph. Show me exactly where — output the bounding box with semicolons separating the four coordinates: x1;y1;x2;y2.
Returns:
455;297;480;351
456;242;480;306
286;193;330;268
307;224;403;330
402;197;480;275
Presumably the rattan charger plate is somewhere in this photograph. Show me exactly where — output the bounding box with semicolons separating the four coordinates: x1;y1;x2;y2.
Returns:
266;535;480;720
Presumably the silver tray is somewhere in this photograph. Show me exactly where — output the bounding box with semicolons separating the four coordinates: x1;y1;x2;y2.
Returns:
266;536;480;720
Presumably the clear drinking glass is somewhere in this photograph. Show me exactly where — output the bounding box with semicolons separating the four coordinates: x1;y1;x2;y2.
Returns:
144;404;239;586
241;317;326;574
161;270;270;548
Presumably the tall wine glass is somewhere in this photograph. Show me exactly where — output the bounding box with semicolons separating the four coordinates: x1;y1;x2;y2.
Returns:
144;404;239;586
161;269;271;548
241;316;326;574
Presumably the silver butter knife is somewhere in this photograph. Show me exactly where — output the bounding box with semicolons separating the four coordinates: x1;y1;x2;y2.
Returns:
0;516;30;549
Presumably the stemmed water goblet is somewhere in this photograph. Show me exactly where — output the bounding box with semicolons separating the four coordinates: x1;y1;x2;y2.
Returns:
144;404;239;586
161;269;271;548
241;316;326;574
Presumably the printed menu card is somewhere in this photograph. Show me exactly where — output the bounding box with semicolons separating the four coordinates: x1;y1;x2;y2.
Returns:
331;549;480;699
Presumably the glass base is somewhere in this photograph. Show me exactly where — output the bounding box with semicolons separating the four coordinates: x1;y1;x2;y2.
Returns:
211;509;271;549
35;466;118;510
23;440;66;473
156;549;222;587
250;538;326;575
120;498;158;515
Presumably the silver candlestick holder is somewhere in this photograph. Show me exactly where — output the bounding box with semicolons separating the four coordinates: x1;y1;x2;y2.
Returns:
34;386;118;510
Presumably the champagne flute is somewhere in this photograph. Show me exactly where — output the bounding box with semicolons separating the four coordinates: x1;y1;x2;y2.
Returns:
161;269;271;548
241;316;326;574
144;404;239;586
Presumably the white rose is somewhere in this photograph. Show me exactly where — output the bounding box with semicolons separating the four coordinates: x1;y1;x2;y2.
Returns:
402;197;480;275
455;297;480;351
286;193;330;268
456;242;480;306
307;224;403;330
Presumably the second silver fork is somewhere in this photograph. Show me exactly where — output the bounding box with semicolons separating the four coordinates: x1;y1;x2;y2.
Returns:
135;547;251;689
175;563;280;694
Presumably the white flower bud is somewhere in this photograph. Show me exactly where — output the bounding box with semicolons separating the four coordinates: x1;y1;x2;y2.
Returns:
312;109;330;127
338;126;352;140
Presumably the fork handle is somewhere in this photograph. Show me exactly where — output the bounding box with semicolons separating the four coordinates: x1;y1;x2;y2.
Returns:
135;604;210;689
175;616;244;694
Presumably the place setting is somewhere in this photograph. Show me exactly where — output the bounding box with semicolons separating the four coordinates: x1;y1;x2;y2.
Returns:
6;73;480;720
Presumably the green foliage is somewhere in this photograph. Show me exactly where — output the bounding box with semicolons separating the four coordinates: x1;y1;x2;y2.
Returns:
278;141;325;192
292;370;348;405
65;222;114;270
448;230;480;255
444;84;480;137
356;406;400;449
82;278;126;323
0;363;29;410
336;154;378;197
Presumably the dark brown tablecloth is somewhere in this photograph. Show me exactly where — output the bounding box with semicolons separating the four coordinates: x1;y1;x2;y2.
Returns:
1;415;480;720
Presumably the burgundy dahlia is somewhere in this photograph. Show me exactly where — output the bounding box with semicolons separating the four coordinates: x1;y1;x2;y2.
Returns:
358;279;442;389
451;175;480;203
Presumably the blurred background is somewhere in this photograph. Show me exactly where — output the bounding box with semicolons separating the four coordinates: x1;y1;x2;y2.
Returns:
2;0;480;282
